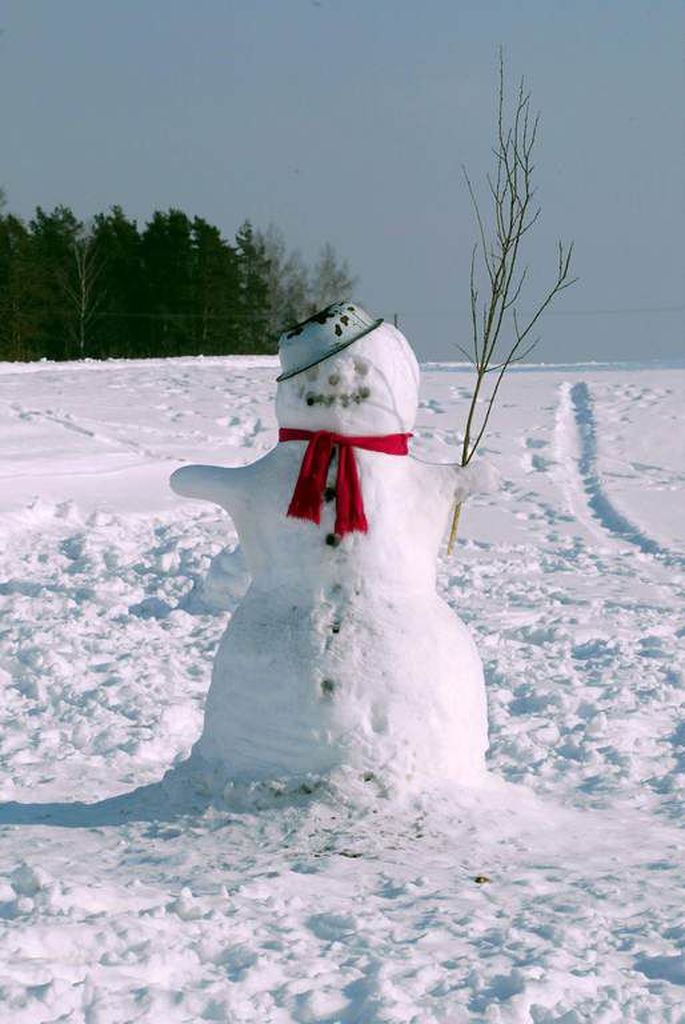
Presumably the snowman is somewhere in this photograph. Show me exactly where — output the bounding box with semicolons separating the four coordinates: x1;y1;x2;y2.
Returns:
171;302;490;796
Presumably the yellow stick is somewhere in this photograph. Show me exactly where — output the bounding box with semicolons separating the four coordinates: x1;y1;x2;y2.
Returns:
446;501;463;556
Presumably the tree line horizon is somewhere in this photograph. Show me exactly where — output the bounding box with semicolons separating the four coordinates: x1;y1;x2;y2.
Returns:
0;193;355;362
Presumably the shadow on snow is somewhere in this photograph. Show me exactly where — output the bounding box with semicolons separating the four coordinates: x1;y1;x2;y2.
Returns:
0;765;213;828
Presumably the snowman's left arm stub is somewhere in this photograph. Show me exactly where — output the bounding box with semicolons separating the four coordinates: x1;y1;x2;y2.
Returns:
452;459;499;501
411;457;499;510
170;464;242;510
430;459;499;503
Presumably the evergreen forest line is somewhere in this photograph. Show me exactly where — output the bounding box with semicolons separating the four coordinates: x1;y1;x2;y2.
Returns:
0;198;355;362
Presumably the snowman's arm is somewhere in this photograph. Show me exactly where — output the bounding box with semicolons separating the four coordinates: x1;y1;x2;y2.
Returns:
412;457;499;504
452;459;499;501
170;464;238;506
419;459;498;503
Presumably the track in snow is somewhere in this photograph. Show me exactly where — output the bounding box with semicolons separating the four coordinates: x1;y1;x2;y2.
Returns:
569;381;685;567
8;400;177;462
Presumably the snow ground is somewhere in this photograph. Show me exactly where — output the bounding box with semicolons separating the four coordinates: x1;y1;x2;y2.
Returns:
0;356;684;1023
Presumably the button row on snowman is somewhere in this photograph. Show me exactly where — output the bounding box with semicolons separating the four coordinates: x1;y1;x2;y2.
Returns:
324;449;340;547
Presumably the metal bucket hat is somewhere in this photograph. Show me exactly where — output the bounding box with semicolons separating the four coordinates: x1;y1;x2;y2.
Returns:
276;301;383;382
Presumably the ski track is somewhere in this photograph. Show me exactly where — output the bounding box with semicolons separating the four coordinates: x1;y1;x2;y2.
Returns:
7;400;177;462
569;381;685;567
0;358;684;1023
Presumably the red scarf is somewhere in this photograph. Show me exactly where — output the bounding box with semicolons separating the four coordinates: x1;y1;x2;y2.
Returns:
279;428;411;536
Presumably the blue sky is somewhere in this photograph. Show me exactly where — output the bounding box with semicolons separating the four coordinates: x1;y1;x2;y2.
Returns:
1;1;683;361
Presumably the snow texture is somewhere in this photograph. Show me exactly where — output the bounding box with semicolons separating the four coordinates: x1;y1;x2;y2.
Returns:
0;354;684;1023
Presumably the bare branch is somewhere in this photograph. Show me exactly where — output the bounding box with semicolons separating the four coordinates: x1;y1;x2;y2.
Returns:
448;52;576;554
503;265;528;310
469;243;480;364
518;206;541;236
484;337;539;373
463;166;493;285
455;343;477;365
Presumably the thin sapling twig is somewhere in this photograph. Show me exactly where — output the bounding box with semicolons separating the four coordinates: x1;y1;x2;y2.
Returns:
447;52;577;555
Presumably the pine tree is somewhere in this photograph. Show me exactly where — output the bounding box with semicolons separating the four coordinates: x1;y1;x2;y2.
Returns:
140;209;194;356
190;217;241;354
0;211;35;360
235;221;272;353
28;206;82;360
91;206;144;358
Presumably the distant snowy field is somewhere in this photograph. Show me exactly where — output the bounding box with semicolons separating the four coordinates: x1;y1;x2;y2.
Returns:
1;356;684;1023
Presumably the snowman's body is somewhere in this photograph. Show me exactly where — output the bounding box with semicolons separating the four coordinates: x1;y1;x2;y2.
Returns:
171;318;488;793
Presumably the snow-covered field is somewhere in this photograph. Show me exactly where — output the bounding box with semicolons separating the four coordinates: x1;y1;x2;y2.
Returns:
1;355;684;1023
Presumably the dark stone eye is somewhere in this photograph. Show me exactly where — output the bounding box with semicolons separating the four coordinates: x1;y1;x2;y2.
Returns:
286;304;338;337
306;394;315;406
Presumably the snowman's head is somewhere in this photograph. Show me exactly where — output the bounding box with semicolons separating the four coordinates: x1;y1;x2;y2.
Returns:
275;320;420;434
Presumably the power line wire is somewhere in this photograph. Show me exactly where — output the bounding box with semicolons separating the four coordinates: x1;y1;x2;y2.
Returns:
385;304;685;319
95;303;685;322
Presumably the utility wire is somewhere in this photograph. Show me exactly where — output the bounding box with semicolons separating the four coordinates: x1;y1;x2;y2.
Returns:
385;304;685;319
94;303;685;321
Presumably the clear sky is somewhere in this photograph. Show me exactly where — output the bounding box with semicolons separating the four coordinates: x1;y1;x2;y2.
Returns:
1;0;683;362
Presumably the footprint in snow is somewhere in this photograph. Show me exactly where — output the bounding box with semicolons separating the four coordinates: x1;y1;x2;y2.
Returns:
306;912;358;941
419;398;445;415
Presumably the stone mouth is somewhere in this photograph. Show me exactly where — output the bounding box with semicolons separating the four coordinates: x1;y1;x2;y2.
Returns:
304;388;371;408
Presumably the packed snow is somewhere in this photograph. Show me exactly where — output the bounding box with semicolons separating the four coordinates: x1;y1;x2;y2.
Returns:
171;320;489;794
0;354;684;1023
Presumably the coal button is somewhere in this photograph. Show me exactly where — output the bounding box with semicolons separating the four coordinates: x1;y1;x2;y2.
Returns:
324;487;336;503
325;532;341;547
